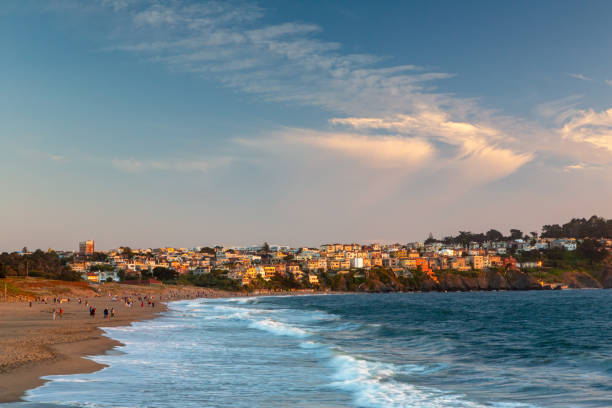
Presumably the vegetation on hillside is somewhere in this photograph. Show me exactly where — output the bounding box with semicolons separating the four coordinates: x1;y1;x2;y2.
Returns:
0;251;80;281
426;215;612;245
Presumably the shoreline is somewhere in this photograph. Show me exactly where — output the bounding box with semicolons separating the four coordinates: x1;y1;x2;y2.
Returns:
0;286;226;403
1;287;607;403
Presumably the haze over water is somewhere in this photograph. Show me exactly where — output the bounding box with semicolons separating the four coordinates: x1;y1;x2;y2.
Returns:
23;291;612;407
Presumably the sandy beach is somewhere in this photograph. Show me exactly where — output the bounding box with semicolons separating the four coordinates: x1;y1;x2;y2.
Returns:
0;284;222;403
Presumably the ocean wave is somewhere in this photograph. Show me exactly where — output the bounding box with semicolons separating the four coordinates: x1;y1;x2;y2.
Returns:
327;353;518;408
43;378;101;383
248;318;310;338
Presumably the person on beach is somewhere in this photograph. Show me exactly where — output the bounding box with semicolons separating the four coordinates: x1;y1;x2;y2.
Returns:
52;309;56;320
59;308;63;318
110;308;115;318
104;308;108;319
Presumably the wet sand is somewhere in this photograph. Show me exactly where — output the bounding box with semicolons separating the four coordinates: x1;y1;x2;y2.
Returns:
0;289;207;403
0;284;321;403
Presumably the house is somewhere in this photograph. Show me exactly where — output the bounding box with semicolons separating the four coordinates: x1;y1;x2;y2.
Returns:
350;257;364;268
193;266;212;275
469;255;485;270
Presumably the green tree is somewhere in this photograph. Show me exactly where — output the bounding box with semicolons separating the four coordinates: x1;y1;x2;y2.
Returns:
577;239;607;265
152;267;178;281
486;229;504;242
509;229;523;240
424;233;437;244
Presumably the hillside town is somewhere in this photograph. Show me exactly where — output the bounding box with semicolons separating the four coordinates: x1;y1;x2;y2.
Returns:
66;236;611;287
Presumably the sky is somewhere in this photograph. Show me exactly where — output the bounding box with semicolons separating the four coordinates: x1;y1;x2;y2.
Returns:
1;0;612;251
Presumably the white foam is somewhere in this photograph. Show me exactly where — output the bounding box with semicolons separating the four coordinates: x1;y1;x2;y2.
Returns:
299;341;325;349
248;318;309;338
43;378;100;383
328;353;498;408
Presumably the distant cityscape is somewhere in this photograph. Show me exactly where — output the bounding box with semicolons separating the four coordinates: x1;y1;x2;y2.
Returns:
47;235;610;286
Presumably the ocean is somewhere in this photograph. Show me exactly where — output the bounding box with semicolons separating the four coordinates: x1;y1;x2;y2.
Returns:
20;291;612;407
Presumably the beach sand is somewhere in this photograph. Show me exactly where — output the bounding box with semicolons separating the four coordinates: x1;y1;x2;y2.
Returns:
0;286;215;403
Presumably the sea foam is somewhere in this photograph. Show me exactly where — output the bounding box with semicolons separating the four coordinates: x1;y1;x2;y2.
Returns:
248;318;310;338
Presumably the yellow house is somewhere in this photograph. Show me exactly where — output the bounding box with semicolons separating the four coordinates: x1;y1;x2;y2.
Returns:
471;256;485;270
400;258;417;269
263;266;276;280
86;272;100;283
308;274;319;285
245;267;258;279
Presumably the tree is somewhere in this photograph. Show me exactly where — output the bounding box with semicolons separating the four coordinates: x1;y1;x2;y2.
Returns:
263;242;270;253
120;247;134;259
577;239;607;265
424;233;437;244
542;224;564;238
485;229;504;242
542;216;611;238
509;229;523;240
90;252;109;262
152;267;178;281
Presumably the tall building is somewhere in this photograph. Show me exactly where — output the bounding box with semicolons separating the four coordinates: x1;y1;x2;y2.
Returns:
79;240;95;255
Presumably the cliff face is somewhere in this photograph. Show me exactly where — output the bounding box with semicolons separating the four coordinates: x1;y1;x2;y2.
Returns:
429;270;542;291
601;267;612;288
362;269;609;292
562;271;603;289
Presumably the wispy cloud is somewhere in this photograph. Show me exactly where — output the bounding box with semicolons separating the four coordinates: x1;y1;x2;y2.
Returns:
236;129;434;170
93;1;603;186
563;162;604;172
533;95;583;123
330;111;532;180
606;79;612;87
560;108;612;152
112;157;233;173
568;73;592;81
98;0;456;117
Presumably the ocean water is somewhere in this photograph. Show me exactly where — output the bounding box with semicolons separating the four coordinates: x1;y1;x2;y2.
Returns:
19;291;612;407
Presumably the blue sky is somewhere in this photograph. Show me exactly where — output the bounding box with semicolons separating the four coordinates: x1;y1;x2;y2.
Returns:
1;0;611;251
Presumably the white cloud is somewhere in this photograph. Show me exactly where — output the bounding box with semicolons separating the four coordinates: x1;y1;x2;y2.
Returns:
330;111;532;181
97;1;604;185
606;79;612;87
236;129;434;170
564;163;585;171
533;95;583;123
563;162;605;172
99;1;455;117
568;73;592;81
560;108;612;152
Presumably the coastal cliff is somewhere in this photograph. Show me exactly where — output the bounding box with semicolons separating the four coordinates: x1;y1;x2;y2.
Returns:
361;268;610;292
